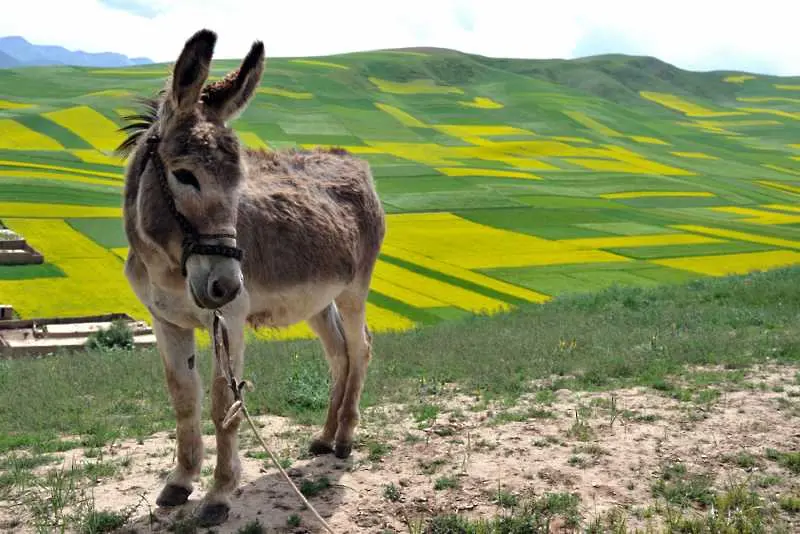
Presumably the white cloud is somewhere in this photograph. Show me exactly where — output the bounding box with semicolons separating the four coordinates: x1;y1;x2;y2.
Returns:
1;0;799;75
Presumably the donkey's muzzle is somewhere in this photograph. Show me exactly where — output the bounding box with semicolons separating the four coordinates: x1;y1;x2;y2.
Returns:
208;273;242;307
189;268;243;310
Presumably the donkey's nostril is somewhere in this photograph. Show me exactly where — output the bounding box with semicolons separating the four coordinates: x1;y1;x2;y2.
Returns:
210;279;225;300
207;275;241;307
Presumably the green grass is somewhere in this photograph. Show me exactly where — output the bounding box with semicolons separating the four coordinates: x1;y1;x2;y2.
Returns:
65;217;127;248
0;180;123;206
0;263;64;280
0;266;798;452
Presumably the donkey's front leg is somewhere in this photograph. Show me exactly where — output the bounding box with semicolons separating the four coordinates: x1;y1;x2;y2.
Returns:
194;315;246;526
152;316;203;508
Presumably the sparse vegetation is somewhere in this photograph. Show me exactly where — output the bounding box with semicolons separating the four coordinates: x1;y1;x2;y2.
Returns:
433;476;460;490
84;320;134;351
299;476;331;498
652;462;715;508
383;482;401;502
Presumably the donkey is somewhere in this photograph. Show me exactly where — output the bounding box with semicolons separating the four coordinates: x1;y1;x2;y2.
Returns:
116;28;385;525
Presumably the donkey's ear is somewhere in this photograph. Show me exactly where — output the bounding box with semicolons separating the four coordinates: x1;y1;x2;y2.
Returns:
202;40;265;122
170;29;217;112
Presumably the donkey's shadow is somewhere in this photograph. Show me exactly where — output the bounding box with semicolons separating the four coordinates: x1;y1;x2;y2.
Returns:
125;453;352;533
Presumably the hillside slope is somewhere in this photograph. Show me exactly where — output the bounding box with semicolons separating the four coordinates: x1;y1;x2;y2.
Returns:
0;48;799;340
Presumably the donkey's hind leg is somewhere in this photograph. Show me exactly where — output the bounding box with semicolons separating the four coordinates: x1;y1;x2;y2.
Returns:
307;303;349;455
332;288;373;459
152;316;203;508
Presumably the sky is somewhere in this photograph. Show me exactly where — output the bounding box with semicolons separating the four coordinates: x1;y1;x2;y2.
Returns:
2;0;799;76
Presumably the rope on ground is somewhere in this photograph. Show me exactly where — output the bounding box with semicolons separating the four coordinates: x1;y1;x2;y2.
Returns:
211;310;336;534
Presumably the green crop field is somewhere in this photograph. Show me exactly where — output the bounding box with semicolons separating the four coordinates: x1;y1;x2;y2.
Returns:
1;49;799;344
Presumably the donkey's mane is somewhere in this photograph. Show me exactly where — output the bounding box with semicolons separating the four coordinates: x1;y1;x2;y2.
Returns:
115;92;162;158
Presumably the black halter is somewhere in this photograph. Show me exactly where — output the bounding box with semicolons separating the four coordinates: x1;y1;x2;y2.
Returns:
142;133;245;277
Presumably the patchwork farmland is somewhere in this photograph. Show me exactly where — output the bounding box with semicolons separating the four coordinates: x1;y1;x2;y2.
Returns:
1;49;799;345
1;48;800;533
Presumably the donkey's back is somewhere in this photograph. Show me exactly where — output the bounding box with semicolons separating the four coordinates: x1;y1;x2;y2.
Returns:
237;145;386;329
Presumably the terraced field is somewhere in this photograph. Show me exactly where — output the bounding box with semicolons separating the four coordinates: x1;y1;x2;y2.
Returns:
1;50;799;343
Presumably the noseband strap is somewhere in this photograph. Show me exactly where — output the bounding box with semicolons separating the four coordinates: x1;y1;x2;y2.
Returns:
142;134;244;277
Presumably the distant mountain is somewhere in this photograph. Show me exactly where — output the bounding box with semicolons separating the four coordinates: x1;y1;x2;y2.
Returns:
0;49;19;68
0;36;153;68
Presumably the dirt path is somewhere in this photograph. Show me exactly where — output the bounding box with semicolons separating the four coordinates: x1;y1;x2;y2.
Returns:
1;364;799;533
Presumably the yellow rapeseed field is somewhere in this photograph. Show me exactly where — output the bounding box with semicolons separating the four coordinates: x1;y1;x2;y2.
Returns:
84;89;133;97
600;191;715;200
710;207;800;225
433;125;534;138
630;136;670;145
0;169;122;188
256;87;314;99
678;121;740;136
758;181;800;195
652;250;800;277
435;167;541;180
69;149;125;166
375;103;427;128
0;160;122;179
384;212;628;270
671;225;800;250
42;106;127;152
373;259;511;314
735;107;800;120
738;96;800;104
559;234;721;249
289;59;349;70
0;203;122;218
0;218;149;319
763;204;800;214
762;164;800;176
639;91;747;118
0;119;63;150
0;99;34;109
237;131;270;149
671;151;719;160
368;277;450;308
458;97;504;109
565;157;691;176
368;77;464;95
563;111;623;137
723;75;756;83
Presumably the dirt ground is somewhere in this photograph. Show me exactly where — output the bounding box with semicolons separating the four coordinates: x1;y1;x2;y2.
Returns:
1;363;799;533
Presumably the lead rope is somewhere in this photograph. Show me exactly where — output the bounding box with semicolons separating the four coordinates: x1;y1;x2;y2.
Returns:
211;310;336;534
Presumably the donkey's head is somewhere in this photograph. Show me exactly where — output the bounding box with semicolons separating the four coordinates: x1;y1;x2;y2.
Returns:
123;29;265;310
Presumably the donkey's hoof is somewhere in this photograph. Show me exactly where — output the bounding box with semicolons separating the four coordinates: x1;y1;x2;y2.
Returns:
309;438;334;456
334;441;352;459
194;502;230;526
156;484;192;507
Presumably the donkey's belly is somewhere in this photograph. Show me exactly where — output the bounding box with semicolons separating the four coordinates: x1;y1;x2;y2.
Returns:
247;281;346;328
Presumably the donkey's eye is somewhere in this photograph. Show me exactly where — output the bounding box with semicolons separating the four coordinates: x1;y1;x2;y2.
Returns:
172;169;200;190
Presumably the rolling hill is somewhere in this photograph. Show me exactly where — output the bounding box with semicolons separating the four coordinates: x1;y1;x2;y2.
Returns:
0;47;799;344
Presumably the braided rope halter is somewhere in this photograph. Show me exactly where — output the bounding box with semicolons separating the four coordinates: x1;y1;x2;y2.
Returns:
142;133;245;277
